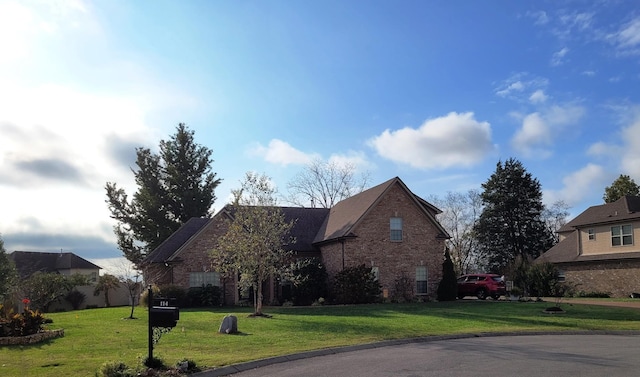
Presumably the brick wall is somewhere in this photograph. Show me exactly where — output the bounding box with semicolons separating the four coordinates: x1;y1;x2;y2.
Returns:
563;259;640;297
321;184;445;300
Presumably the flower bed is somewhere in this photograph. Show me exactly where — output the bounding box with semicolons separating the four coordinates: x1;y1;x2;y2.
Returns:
0;329;64;345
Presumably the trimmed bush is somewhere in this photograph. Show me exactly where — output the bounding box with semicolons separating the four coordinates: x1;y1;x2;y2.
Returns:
289;258;328;306
331;264;381;304
187;285;222;307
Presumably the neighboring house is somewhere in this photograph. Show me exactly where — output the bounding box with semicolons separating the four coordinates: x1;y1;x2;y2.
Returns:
9;251;101;282
537;196;640;297
142;177;450;305
9;251;135;309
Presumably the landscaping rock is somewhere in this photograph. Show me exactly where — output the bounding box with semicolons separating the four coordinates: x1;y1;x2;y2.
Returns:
218;315;238;334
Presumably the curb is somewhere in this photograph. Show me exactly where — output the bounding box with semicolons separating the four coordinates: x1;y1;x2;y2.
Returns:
192;330;640;377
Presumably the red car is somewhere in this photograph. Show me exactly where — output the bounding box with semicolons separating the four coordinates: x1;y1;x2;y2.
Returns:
457;274;506;300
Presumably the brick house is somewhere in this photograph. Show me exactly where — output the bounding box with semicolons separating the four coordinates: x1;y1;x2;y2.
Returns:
536;196;640;297
141;177;449;304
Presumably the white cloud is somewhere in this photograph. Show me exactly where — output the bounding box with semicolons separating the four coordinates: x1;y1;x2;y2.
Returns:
250;139;318;166
368;112;495;169
529;89;548;104
526;10;549;26
328;151;372;172
511;104;585;156
614;17;640;49
620;111;640;177
544;164;608;207
551;47;569;66
495;73;549;101
587;141;621;157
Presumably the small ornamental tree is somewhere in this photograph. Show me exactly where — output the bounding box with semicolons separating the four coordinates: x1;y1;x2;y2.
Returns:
437;249;458;301
331;264;381;304
93;274;120;307
211;172;296;316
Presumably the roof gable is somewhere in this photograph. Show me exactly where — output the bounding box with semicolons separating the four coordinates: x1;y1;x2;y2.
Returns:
9;251;101;279
143;217;211;264
559;195;640;232
313;177;449;243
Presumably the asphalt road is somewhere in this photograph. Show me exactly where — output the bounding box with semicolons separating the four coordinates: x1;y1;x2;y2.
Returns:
198;334;640;377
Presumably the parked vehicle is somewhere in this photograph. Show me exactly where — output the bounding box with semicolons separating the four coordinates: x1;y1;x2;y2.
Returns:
457;274;506;300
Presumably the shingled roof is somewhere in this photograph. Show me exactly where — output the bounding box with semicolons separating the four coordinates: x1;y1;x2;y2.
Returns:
144;177;448;263
558;195;640;232
313;177;448;243
142;217;211;264
538;195;640;264
9;251;101;279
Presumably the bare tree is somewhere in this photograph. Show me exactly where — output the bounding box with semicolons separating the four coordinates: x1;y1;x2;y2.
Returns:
114;259;142;319
430;190;483;275
286;159;370;208
541;200;570;244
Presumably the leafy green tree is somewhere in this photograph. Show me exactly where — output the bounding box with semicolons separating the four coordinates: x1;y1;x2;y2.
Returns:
93;274;121;307
474;158;554;273
105;123;221;266
211;172;296;315
437;249;458;301
22;272;73;312
603;174;640;203
0;237;18;302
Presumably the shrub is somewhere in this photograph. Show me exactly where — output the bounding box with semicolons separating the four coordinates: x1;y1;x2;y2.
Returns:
331;264;381;304
143;355;165;369
187;285;222;307
391;271;414;302
575;291;610;298
158;285;187;307
526;262;560;297
0;307;49;337
139;285;160;308
96;361;136;377
65;289;87;310
289;258;328;306
176;358;200;373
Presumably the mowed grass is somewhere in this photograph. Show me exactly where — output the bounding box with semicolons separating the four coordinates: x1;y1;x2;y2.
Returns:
3;300;640;376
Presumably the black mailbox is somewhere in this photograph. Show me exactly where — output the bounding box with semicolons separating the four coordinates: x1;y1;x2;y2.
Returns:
149;296;179;328
150;306;179;328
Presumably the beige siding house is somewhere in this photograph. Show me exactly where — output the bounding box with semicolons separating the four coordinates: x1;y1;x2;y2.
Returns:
142;177;449;304
537;196;640;297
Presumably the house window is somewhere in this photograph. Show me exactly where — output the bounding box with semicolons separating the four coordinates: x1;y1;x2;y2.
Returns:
557;270;566;282
189;271;220;287
611;225;633;246
588;229;595;241
416;266;428;295
371;266;379;281
390;217;403;241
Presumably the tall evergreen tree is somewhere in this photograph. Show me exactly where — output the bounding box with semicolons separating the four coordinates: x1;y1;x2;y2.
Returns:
603;174;640;203
474;158;554;273
437;249;458;301
105;124;221;266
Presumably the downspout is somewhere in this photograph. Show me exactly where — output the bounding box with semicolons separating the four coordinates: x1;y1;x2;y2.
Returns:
341;239;345;270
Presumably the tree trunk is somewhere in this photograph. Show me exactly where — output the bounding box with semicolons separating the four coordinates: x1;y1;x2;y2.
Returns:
256;283;263;315
104;290;111;307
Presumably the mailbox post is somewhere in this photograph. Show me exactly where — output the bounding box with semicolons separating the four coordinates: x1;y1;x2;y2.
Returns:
147;286;179;363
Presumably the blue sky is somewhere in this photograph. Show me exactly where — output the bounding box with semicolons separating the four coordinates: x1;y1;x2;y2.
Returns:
1;0;640;271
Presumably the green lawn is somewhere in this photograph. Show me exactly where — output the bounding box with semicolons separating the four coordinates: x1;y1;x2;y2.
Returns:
3;300;640;376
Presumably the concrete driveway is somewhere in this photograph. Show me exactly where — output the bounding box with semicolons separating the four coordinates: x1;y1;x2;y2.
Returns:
196;333;640;377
